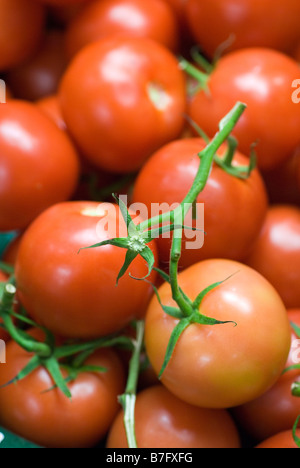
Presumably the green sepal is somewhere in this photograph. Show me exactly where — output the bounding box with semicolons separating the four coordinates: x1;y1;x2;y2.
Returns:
117;250;139;284
292;381;300;398
291;322;300;338
43;356;72;399
292;415;300;447
112;193;137;235
193;272;238;309
153;267;194;308
129;246;155;282
158;317;191;379
78;237;130;254
282;364;300;375
191;312;237;327
0;355;41;389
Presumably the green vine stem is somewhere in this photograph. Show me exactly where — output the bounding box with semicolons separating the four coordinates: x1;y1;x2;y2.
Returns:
118;320;145;449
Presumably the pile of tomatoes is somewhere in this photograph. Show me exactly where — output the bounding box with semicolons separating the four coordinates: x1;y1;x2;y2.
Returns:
0;0;300;449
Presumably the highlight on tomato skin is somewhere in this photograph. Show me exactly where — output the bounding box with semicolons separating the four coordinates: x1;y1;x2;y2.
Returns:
106;385;241;448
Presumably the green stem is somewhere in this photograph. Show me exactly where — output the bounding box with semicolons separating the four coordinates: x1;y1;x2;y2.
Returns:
138;102;246;233
118;321;145;449
0;284;52;358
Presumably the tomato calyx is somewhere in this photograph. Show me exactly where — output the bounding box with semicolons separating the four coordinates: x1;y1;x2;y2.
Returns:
0;276;134;399
78;194;188;284
151;268;237;379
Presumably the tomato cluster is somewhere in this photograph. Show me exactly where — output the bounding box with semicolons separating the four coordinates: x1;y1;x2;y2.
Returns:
0;0;300;450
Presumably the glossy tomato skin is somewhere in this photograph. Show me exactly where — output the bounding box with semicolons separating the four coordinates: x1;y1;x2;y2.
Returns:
256;430;300;449
145;259;291;409
0;101;80;232
0;332;125;448
233;310;300;442
185;0;300;59
15;201;158;339
262;147;300;206
64;0;180;59
0;0;45;71
107;385;241;448
36;94;67;132
245;205;300;309
6;30;67;102
59;36;186;174
188;49;300;171
132;138;268;269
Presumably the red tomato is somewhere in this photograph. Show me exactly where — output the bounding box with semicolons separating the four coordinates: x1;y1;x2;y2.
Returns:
0;0;45;71
6;30;68;101
185;0;300;58
256;430;300;449
0;330;125;448
33;0;90;5
107;385;241;448
132;138;268;269
59;36;187;173
36;94;67;132
188;48;300;171
233;309;300;442
262;147;300;206
0;100;80;232
15;201;158;339
245;205;300;309
64;0;180;59
145;259;291;409
0;269;9;342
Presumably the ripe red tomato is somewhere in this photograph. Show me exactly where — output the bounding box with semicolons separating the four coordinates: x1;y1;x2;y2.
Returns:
185;0;300;58
33;0;89;5
256;430;300;449
188;48;300;171
36;94;67;132
262;147;300;206
59;36;187;173
107;385;241;448
0;269;9;342
0;0;45;71
64;0;180;59
0;100;80;232
132;138;268;269
245;205;300;309
233;309;300;442
6;30;67;101
15;201;158;339
145;259;291;409
0;329;125;448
